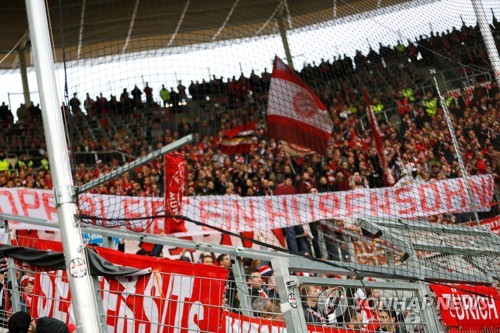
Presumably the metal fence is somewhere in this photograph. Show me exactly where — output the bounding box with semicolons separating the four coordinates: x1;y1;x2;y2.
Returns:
1;215;500;332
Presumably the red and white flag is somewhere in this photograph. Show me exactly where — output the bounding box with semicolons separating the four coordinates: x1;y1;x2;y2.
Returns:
164;152;187;233
219;122;256;155
281;141;314;157
267;56;333;155
363;90;395;186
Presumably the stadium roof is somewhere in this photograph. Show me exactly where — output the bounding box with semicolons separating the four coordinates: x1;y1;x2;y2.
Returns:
0;0;421;70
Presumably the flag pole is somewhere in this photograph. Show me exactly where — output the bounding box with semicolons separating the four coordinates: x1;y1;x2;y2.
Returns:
362;90;394;187
276;5;294;69
431;69;480;224
25;1;102;332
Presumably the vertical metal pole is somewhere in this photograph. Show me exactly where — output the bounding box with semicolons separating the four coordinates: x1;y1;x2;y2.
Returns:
92;276;107;331
464;66;471;86
271;257;308;333
25;1;102;333
17;47;31;107
103;236;113;248
431;70;480;224
4;221;20;313
277;10;294;69
417;283;445;333
7;93;12;115
471;0;500;86
231;256;253;317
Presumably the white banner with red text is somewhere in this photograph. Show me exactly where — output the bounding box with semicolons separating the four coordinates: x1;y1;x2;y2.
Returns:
0;175;494;235
30;247;227;333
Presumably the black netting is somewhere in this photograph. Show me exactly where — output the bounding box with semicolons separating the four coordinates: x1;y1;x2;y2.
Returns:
1;0;499;286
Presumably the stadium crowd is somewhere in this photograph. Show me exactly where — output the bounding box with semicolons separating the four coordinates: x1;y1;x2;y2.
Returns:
0;21;497;211
0;20;498;331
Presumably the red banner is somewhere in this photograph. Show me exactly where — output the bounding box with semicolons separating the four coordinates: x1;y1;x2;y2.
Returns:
430;284;500;329
469;216;500;235
31;247;227;333
164;152;187;234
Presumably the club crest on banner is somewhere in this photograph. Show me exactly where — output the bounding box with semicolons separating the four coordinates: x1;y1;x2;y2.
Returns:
293;91;316;118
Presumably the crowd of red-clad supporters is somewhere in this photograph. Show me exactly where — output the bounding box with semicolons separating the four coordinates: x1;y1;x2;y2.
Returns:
0;21;498;331
0;21;498;218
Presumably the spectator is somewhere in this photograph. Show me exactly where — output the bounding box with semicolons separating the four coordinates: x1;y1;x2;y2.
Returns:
201;254;214;265
0;21;498;277
131;85;143;108
377;308;400;333
144;83;153;104
217;254;238;310
0;102;13;124
300;285;325;324
177;81;187;100
345;308;364;330
17;103;29;122
245;267;269;306
0;151;10;175
20;276;35;313
159;84;171;107
69;93;81;114
8;311;35;333
35;316;70;333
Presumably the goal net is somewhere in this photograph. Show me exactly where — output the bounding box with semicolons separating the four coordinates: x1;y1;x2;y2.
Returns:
37;0;500;285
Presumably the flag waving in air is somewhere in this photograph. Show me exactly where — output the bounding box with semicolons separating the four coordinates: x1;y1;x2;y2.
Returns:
218;122;256;155
164;152;187;233
363;90;395;186
267;56;333;155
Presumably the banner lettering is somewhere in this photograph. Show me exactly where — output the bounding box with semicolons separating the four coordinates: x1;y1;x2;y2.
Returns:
31;247;227;333
1;175;494;235
430;284;500;329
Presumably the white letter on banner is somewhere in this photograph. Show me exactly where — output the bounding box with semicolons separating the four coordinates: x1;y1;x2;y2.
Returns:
101;278;121;332
231;317;241;333
0;189;19;215
142;274;161;333
249;322;260;333
241;321;251;333
52;271;70;324
36;272;54;317
188;301;204;331
172;275;194;333
455;296;465;320
478;297;489;320
461;295;475;320
488;298;499;319
113;276;139;333
260;323;270;333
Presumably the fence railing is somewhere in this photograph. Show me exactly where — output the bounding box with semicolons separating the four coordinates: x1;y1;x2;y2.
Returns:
2;215;499;333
